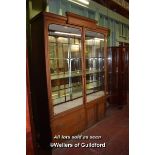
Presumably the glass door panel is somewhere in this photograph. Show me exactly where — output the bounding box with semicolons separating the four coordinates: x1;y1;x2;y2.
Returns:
108;47;112;95
48;24;83;114
85;30;105;102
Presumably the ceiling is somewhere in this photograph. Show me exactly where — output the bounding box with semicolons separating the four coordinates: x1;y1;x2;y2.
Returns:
93;0;129;18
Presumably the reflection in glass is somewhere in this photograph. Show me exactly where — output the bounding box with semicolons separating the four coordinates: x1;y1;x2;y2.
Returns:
85;31;105;101
108;48;112;95
48;24;83;114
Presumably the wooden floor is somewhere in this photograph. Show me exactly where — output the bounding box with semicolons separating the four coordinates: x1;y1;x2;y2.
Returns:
27;103;129;155
52;104;129;155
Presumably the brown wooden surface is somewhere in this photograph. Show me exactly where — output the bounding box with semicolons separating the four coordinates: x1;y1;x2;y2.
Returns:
26;51;35;155
52;106;86;142
51;97;105;141
66;12;97;29
30;12;108;146
86;100;97;127
81;27;88;130
107;46;129;105
43;13;83;119
86;97;105;128
97;25;109;36
52;104;129;155
30;15;52;148
26;96;35;155
97;97;106;120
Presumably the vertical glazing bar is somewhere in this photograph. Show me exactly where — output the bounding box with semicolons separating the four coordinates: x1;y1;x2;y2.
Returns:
104;34;108;96
62;44;66;102
93;39;96;85
99;40;102;90
68;37;72;100
56;37;60;98
81;27;86;104
81;27;87;128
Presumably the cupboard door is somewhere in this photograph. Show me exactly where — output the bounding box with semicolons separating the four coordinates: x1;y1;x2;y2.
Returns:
107;47;129;105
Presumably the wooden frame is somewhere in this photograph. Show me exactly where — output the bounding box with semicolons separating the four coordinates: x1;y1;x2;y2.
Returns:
26;48;36;154
107;46;129;105
30;12;109;147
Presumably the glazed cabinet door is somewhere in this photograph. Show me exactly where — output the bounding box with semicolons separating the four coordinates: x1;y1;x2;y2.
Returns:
48;24;84;115
84;29;106;127
85;30;105;103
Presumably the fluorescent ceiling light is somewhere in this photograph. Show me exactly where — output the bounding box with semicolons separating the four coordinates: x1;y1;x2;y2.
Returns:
68;0;89;8
77;0;89;5
54;31;81;37
94;38;104;41
86;38;104;41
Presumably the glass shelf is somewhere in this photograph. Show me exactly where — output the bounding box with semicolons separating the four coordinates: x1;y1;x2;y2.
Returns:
50;69;103;80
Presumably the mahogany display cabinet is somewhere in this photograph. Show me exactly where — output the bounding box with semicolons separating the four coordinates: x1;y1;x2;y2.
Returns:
30;12;109;147
107;46;129;106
